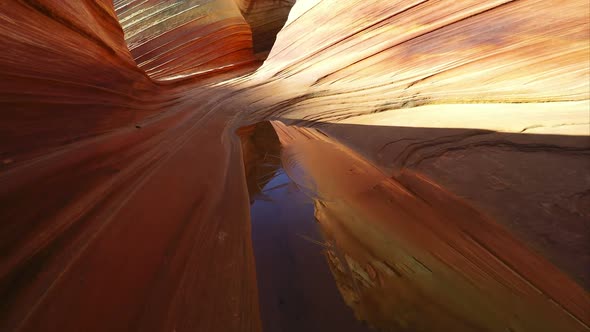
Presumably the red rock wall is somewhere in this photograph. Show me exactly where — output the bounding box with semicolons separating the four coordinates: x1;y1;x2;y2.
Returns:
0;2;262;331
0;0;158;162
114;0;257;80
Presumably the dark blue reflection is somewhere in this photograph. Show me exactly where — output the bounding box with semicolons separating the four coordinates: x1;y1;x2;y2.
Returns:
250;168;372;332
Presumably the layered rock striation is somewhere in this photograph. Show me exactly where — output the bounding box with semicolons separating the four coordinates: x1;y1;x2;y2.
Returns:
114;0;258;80
0;0;158;161
241;0;590;288
0;0;588;331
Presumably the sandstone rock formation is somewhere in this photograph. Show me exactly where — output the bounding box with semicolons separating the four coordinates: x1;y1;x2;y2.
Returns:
241;0;590;288
114;0;257;80
0;0;158;161
273;121;588;331
234;0;295;53
0;0;588;331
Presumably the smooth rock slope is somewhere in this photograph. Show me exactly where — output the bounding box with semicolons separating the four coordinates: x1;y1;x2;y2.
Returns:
0;0;588;331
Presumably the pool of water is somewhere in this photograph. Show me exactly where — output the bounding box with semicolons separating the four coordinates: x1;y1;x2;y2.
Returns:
238;121;588;332
240;122;372;332
249;158;372;332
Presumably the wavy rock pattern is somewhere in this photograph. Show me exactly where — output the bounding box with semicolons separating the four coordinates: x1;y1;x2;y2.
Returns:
0;0;589;331
114;0;257;80
241;0;590;287
0;0;158;161
0;2;260;332
247;0;589;120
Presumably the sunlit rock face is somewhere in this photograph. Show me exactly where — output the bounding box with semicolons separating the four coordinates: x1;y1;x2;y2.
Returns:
114;0;257;80
252;0;589;111
0;0;157;161
243;0;590;288
234;0;295;53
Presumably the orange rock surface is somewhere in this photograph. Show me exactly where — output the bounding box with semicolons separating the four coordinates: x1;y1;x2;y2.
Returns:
114;0;258;80
0;0;159;161
273;121;589;331
0;0;588;331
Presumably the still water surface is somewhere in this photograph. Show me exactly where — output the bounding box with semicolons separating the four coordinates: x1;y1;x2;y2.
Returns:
240;121;589;332
249;157;372;332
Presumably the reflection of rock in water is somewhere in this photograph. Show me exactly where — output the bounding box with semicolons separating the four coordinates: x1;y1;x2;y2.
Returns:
318;201;481;332
240;122;373;332
237;121;283;203
273;121;589;332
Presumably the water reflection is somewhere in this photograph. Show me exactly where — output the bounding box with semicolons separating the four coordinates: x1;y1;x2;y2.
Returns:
239;122;372;332
240;121;590;332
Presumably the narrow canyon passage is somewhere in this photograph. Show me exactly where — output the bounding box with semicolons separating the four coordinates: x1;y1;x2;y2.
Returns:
0;0;589;332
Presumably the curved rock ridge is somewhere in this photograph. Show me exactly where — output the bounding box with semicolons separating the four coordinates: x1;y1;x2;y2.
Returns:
247;0;589;121
0;0;159;162
114;0;257;80
0;2;260;332
234;0;295;53
236;0;590;288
